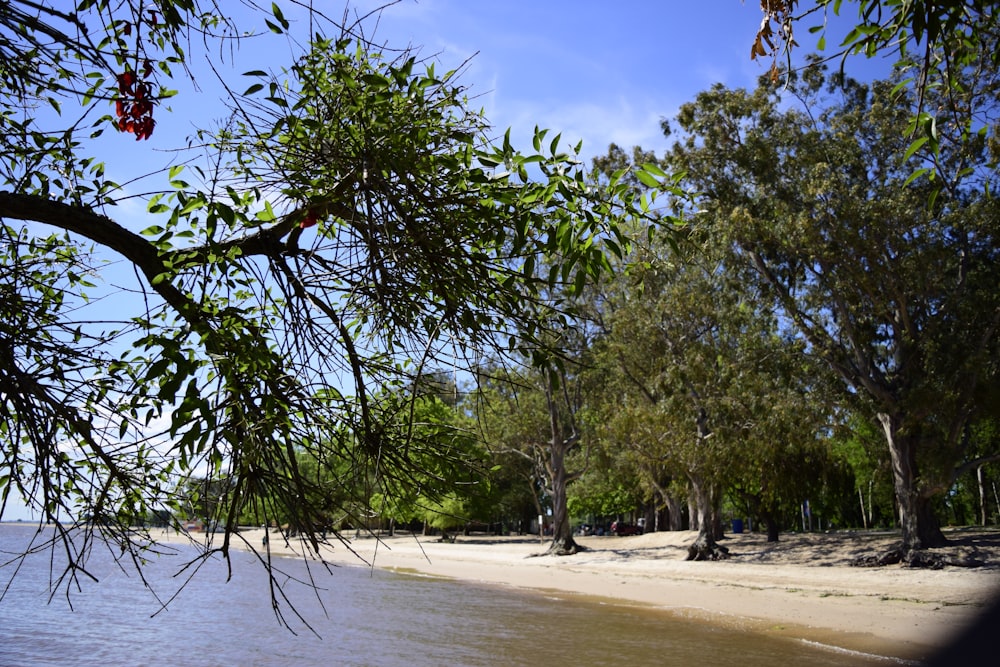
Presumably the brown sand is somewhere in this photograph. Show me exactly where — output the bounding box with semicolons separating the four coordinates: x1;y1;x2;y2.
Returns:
160;526;1000;663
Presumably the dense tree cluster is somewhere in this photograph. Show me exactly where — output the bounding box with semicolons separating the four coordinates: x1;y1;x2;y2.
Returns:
0;0;667;595
1;2;998;615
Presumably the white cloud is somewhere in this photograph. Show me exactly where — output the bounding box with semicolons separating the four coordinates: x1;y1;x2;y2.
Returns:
487;92;677;163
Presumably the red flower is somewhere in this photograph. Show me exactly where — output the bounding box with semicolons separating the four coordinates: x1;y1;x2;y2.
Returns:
300;210;319;229
114;70;155;140
135;117;155;141
118;71;136;94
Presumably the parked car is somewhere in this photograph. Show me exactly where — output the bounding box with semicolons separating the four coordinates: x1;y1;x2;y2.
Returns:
611;520;643;536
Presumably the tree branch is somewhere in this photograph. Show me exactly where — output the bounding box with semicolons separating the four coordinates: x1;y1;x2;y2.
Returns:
0;192;198;319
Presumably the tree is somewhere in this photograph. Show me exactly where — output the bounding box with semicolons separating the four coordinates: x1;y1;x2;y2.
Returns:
828;413;897;529
370;392;489;542
594;250;732;559
589;140;839;552
719;321;836;542
755;1;1000;193
0;1;669;602
567;451;647;530
590;221;835;555
475;355;591;556
536;362;589;555
665;65;1000;552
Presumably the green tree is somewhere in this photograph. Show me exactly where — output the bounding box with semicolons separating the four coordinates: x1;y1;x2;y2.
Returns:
829;413;897;529
666;66;1000;551
591;223;833;555
755;1;1000;193
592;144;836;549
475;354;592;555
368;392;489;542
0;2;669;599
567;438;647;530
720;323;836;542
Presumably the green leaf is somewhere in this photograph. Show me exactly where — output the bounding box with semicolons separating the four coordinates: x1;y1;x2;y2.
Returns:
890;77;914;96
255;200;277;222
217;203;236;227
640;162;668;178
477;155;502;168
902;167;930;187
902;136;928;162
271;3;290;30
635;169;660;188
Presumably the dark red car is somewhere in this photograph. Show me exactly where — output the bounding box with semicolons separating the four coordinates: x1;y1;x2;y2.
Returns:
611;520;643;536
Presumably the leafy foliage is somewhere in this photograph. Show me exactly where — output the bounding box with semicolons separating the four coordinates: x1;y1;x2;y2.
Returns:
759;1;1000;194
0;3;672;604
666;63;1000;548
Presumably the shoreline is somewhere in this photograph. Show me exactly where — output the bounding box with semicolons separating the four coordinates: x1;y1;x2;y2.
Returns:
152;526;1000;664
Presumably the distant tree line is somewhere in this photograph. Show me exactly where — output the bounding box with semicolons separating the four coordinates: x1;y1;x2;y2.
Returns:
185;61;999;563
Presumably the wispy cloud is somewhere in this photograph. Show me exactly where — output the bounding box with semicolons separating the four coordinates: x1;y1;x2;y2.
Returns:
492;95;675;162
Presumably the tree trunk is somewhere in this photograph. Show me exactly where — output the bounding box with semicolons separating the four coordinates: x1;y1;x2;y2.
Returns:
867;477;874;528
709;489;725;540
858;485;868;530
539;373;583;556
687;495;699;532
993;481;1000;525
685;473;729;560
761;510;780;543
543;439;581;555
878;412;947;550
664;494;683;531
978;465;987;527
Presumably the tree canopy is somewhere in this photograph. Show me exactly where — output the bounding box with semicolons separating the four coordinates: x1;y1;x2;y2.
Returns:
0;1;669;597
663;63;999;550
3;4;999;617
763;1;1000;194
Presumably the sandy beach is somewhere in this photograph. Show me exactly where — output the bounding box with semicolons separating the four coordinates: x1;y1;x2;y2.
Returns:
160;526;1000;664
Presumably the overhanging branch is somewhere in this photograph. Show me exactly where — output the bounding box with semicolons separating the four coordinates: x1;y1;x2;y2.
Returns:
0;191;196;319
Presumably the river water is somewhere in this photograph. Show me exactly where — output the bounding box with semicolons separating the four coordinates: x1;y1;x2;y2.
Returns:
0;524;899;666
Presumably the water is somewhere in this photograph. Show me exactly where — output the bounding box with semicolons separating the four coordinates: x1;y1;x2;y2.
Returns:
0;524;895;666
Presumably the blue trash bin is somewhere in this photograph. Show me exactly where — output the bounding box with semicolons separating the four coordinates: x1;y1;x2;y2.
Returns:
731;518;744;534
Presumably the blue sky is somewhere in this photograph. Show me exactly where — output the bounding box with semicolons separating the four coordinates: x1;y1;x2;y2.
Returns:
99;0;900;190
64;0;898;217
260;1;888;161
355;1;772;158
3;1;890;522
103;1;892;200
